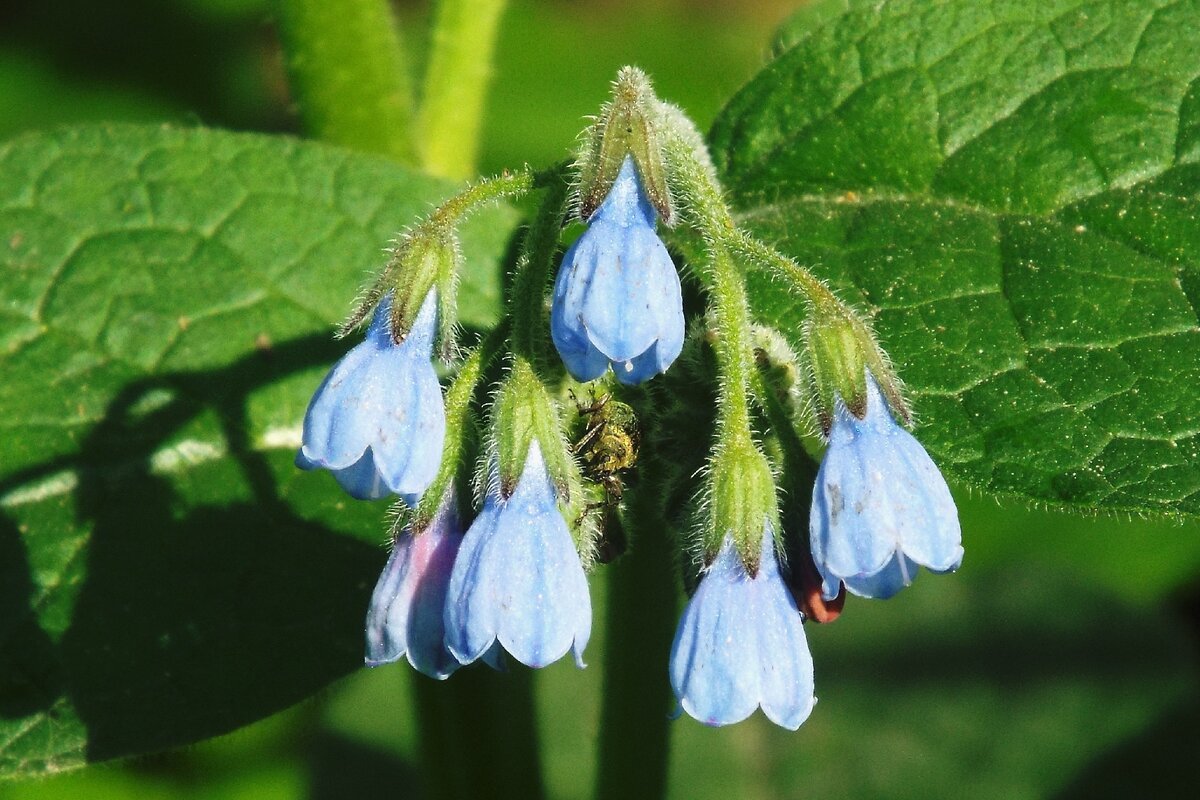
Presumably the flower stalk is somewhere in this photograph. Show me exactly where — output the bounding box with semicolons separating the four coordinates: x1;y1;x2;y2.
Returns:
419;0;511;179
275;0;417;163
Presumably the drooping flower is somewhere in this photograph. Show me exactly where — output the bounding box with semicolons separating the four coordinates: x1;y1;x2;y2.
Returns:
443;442;592;669
296;290;445;504
550;155;684;385
810;373;963;600
365;491;463;679
670;526;816;730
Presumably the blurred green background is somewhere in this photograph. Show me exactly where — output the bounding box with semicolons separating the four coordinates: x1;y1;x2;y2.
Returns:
2;1;1199;798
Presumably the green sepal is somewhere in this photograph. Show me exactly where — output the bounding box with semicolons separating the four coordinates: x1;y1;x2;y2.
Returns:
434;233;463;361
339;224;455;345
702;436;780;576
576;66;674;224
390;229;457;344
491;357;580;505
804;307;909;434
339;169;533;348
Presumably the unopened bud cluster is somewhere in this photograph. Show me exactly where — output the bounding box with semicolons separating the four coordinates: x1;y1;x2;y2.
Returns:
297;67;962;729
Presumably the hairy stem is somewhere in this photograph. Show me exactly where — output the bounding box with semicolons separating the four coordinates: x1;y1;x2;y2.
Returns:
419;0;511;179
430;169;534;227
656;108;844;322
509;169;570;364
410;322;509;529
275;0;416;163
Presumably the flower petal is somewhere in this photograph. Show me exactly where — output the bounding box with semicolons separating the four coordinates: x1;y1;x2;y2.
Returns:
297;290;445;503
443;444;591;669
365;499;464;679
670;529;816;729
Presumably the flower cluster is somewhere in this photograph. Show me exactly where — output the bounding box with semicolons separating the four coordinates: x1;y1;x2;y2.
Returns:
296;67;962;730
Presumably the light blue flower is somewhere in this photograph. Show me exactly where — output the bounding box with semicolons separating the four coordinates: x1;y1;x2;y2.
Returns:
444;442;592;669
365;491;463;679
296;290;445;504
551;155;684;385
810;373;963;600
670;527;816;730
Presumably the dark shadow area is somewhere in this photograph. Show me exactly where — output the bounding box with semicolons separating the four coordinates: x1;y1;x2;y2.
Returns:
0;0;290;131
0;513;62;719
1054;698;1200;800
307;730;422;800
815;571;1195;688
410;665;545;800
0;331;391;764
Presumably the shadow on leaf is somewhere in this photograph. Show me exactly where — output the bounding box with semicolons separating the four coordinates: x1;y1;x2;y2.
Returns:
0;513;63;720
1;333;389;767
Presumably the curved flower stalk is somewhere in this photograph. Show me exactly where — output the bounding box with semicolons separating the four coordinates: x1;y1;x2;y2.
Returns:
365;490;464;679
296;290;445;503
670;526;816;730
444;442;592;669
810;374;963;600
550;155;684;385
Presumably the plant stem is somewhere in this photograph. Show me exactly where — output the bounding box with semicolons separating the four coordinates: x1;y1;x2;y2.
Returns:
419;0;511;179
656;109;844;322
275;0;416;163
707;247;755;438
594;475;681;800
430;169;534;227
412;667;545;800
410;322;509;528
658;129;756;439
509;169;570;364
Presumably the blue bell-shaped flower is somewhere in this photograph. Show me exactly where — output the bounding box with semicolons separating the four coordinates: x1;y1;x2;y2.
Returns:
296;290;445;504
670;526;816;730
810;374;963;599
365;490;463;679
443;442;592;669
550;155;684;385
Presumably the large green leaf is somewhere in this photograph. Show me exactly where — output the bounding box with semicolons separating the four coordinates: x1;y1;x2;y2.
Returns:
710;0;1200;515
0;124;519;778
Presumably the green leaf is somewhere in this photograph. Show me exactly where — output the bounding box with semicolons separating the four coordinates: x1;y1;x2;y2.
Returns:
710;0;1200;515
0;124;519;778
